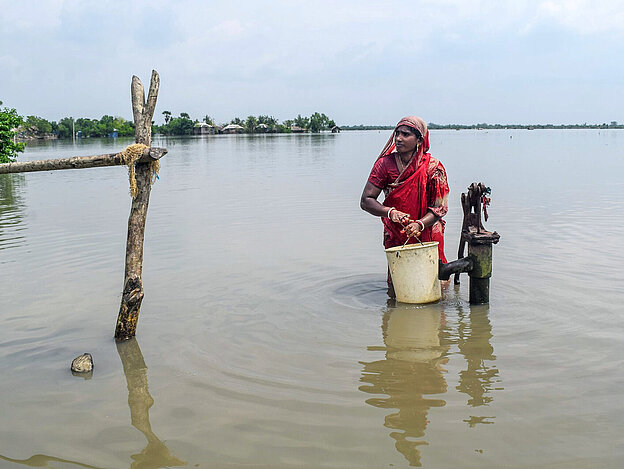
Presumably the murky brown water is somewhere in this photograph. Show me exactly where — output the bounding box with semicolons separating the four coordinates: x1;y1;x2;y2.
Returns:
1;130;623;468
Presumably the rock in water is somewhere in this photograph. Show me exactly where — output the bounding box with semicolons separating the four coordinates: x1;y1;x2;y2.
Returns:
71;353;94;373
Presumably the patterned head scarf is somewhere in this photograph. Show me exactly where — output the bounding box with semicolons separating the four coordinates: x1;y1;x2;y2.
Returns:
377;116;430;160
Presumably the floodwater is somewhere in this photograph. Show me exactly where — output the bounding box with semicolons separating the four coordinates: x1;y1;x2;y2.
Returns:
0;129;623;468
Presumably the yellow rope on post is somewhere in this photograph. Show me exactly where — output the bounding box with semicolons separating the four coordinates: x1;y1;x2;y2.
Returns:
119;144;160;198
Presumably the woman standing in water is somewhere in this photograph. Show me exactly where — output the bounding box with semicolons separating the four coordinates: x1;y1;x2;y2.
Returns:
360;116;449;295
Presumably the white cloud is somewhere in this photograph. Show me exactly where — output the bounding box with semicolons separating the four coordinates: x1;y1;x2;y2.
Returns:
537;0;624;34
0;0;64;34
1;0;623;123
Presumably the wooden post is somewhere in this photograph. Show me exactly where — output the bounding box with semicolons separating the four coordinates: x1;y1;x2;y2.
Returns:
115;70;160;341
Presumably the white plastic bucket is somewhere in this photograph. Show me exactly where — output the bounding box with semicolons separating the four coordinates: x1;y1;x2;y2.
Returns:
385;241;441;304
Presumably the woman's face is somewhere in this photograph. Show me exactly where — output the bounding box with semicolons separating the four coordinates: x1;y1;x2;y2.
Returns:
394;125;420;154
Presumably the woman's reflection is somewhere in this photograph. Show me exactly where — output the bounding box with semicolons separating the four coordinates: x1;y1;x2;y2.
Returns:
116;338;185;469
359;303;449;467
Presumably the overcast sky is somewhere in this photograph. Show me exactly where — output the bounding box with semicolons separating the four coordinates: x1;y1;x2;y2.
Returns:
1;0;623;125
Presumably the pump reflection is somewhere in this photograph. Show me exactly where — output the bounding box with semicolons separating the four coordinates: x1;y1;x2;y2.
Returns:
456;303;501;426
359;303;449;467
116;338;186;469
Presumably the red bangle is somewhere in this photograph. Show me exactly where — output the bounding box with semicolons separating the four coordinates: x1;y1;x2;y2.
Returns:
387;207;395;219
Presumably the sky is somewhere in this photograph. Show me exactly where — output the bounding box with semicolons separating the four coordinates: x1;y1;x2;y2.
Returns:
1;0;623;125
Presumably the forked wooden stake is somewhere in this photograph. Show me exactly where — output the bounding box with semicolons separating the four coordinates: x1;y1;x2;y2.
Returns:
115;70;160;341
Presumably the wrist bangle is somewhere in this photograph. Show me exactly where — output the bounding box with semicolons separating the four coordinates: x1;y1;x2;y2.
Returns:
386;207;395;219
416;219;425;231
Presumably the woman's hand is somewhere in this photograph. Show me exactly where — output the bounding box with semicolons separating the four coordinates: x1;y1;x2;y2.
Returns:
388;208;412;224
404;221;424;238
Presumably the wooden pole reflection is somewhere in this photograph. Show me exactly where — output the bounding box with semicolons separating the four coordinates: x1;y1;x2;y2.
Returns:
0;453;103;468
116;338;185;469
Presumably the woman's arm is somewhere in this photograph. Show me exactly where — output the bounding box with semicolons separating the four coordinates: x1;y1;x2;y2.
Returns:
360;181;411;222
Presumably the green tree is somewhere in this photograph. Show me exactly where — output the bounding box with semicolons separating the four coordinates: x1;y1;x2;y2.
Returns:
96;115;115;137
162;110;172;125
258;115;278;131
112;116;134;136
75;117;97;137
57;117;74;139
0;101;25;163
203;115;215;126
244;115;258;133
24;115;53;134
293;114;310;130
167;115;195;135
309;112;333;133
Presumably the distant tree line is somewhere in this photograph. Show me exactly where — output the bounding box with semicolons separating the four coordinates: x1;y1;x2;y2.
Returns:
13;114;136;140
2;106;341;148
342;122;624;130
155;111;337;135
3;97;624;164
427;122;624;130
340;125;394;131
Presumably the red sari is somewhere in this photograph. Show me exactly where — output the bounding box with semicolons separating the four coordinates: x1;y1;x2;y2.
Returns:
368;118;449;263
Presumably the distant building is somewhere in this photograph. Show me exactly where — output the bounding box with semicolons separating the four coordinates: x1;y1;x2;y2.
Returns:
193;122;215;135
221;124;245;134
257;123;269;133
290;125;306;133
331;126;341;133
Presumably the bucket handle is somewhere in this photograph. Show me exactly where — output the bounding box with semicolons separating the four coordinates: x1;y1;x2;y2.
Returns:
396;233;423;257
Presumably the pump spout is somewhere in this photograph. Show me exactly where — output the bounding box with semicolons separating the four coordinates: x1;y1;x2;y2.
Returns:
438;257;473;281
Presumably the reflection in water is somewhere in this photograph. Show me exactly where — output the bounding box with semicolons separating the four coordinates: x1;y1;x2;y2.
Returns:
360;303;449;467
0;453;102;468
360;301;501;466
456;304;501;427
0;173;26;251
116;338;186;469
0;339;185;469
